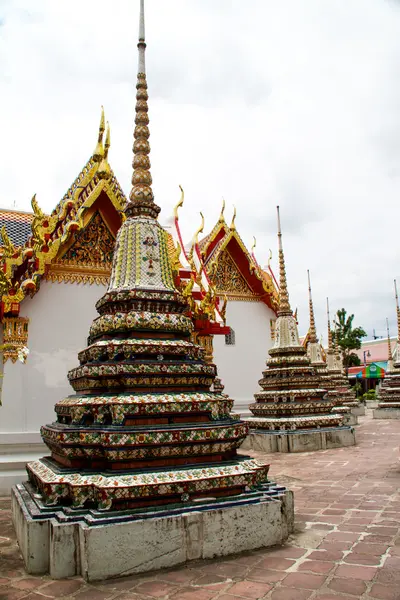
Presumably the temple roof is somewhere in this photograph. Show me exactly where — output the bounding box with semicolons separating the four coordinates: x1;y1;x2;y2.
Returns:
196;211;279;311
0;109;127;315
0;209;34;247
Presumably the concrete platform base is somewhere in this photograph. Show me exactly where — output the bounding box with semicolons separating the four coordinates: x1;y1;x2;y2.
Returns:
351;405;365;417
345;413;358;426
241;426;356;454
373;407;400;419
12;480;294;582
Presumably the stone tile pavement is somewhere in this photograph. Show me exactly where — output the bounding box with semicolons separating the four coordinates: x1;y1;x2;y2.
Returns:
0;409;400;600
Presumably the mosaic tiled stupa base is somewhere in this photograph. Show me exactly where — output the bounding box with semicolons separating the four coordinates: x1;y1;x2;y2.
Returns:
375;290;400;417
304;279;355;426
242;209;355;453
26;212;270;511
375;344;400;417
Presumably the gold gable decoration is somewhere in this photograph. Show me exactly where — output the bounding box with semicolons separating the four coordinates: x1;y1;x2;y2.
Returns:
45;212;115;285
2;317;29;364
214;251;258;301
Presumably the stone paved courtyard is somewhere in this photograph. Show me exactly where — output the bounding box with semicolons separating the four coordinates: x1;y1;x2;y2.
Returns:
0;409;399;600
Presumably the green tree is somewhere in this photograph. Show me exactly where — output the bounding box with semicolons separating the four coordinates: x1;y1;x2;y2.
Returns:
333;308;366;373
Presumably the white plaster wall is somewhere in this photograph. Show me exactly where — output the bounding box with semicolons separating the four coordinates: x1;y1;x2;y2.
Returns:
213;301;274;414
0;281;106;434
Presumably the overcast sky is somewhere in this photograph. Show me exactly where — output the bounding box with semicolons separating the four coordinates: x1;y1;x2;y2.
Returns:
1;0;400;341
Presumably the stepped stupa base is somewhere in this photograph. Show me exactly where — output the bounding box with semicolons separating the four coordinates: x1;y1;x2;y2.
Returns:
12;480;294;581
373;404;400;419
241;425;356;454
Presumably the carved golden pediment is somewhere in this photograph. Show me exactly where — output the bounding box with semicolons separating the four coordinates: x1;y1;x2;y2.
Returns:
44;211;114;285
214;250;256;299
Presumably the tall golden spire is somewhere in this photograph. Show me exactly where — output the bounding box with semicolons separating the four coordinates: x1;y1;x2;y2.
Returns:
386;317;393;362
93;106;105;162
327;297;333;352
307;270;318;344
276;206;292;316
395;279;400;342
126;0;160;219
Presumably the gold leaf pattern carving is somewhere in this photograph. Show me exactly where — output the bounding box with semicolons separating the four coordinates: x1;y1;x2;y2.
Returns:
214;251;253;295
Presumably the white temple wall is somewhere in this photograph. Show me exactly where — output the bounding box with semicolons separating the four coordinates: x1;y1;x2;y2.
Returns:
213;300;274;414
0;281;106;437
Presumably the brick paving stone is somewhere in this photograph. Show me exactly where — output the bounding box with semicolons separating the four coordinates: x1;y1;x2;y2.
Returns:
368;527;399;536
38;579;84;597
157;568;202;584
328;576;367;596
296;560;335;574
336;524;366;533
117;594;159;600
324;532;361;542
322;509;347;515
365;535;394;544
264;546;307;559
73;589;116;600
376;568;400;585
352;542;389;555
225;580;272;598
134;581;179;597
99;578;147;591
308;550;344;562
270;589;312;600
334;564;378;580
246;569;287;584
169;587;216;600
369;583;400;599
280;573;328;589
383;556;400;569
200;562;248;578
256;557;296;571
0;590;28;600
193;574;228;586
343;553;382;566
10;578;44;591
318;540;354;551
313;595;355;600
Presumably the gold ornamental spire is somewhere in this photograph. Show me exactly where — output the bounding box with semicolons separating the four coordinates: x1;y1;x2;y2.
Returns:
230;206;237;230
386;317;393;362
93;106;105;162
276;206;292;316
126;0;161;219
327;297;333;352
307;270;318;344
173;185;184;219
219;198;226;222
98;122;111;180
395;279;400;342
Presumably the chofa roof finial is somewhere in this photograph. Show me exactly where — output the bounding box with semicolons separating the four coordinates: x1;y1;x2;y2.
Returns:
93;106;105;162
